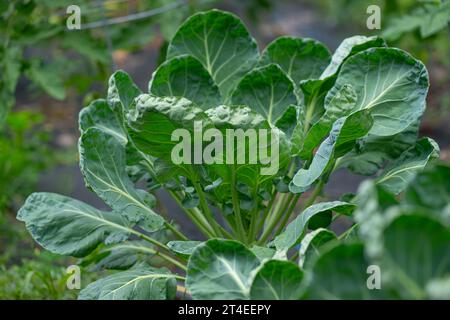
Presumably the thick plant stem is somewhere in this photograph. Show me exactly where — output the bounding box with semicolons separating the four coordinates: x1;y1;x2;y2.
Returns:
231;168;247;243
247;193;260;244
164;222;188;241
255;188;277;235
266;192;287;227
131;230;172;253
129;229;187;270
265;162;296;229
139;245;187;271
274;194;300;237
169;190;215;238
303;180;324;209
258;193;295;244
191;179;224;237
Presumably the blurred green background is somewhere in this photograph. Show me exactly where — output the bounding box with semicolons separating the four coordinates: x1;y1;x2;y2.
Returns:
0;0;449;299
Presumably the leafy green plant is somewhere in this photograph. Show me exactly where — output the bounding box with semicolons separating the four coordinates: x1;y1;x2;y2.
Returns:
0;249;99;300
17;9;447;300
382;0;450;41
0;110;51;214
0;0;215;124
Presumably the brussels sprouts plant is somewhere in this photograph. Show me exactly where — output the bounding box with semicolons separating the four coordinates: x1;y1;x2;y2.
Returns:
17;10;448;300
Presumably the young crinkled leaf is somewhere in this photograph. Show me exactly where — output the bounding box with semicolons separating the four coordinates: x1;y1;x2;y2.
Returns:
105;70;155;179
291;110;373;193
272;201;355;252
107;70;142;113
259;36;331;87
167;9;259;99
127;95;211;160
79;128;164;232
79;263;177;300
375;137;439;194
149;54;222;109
17;193;130;257
250;260;304;300
79;99;127;146
186;239;260;300
299;83;357;159
231;64;298;124
205;105;290;189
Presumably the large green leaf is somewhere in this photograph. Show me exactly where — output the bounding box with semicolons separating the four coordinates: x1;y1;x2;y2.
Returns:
326;47;428;137
186;239;260;299
79;128;164;231
149;55;222;109
79;99;127;146
260;36;330;85
305;242;383;299
90;241;154;270
298;228;337;268
78;263;177;300
231;64;297;124
272;201;355;252
301;47;427;160
298;36;385;131
375;137;439;194
353;180;398;258
250;260;304;300
379;212;450;299
291;110;373;192
338;121;419;175
167;9;259;98
320;36;386;79
353;173;450;299
17;193;130;257
405;163;450;212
